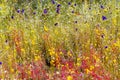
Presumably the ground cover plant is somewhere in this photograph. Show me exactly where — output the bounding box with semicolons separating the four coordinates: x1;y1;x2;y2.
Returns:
0;0;120;80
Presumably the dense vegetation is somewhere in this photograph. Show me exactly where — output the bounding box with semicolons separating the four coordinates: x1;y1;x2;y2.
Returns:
0;0;120;80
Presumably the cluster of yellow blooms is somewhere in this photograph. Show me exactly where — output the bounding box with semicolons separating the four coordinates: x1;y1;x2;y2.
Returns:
67;75;73;80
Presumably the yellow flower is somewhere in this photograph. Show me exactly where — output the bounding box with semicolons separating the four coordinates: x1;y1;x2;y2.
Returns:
85;57;89;60
59;52;63;55
31;30;34;33
36;50;39;53
54;29;58;35
35;56;40;61
93;55;100;62
92;10;97;15
86;69;90;74
114;39;120;47
95;29;100;36
27;71;31;75
10;68;14;73
90;65;94;70
24;41;28;44
67;75;73;80
5;46;10;50
86;23;90;27
21;48;25;53
76;58;81;66
112;17;117;25
113;59;116;63
76;62;80;66
77;58;80;61
105;56;108;60
104;8;108;12
44;25;48;32
49;47;55;56
67;51;72;57
31;40;35;45
50;60;55;66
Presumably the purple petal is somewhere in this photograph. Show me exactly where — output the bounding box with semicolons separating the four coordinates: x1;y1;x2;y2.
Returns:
11;16;14;19
33;12;36;15
75;21;77;23
68;2;71;5
72;11;74;13
17;9;20;13
100;5;104;9
56;8;60;13
54;23;58;26
74;3;77;6
89;7;91;10
105;46;108;49
51;0;55;4
57;4;61;7
0;62;2;65
21;9;24;13
44;9;47;14
102;16;107;20
101;34;104;38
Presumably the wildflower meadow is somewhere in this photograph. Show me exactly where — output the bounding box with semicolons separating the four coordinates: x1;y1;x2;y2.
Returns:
0;0;120;80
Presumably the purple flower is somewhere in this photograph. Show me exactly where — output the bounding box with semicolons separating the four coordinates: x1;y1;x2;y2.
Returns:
11;16;14;19
74;3;77;6
100;5;104;9
89;7;91;10
54;23;58;26
102;16;107;20
51;0;55;4
105;46;108;49
101;34;104;38
75;28;78;31
56;7;60;13
21;9;24;13
68;2;71;5
57;4;61;7
72;11;74;13
33;12;36;15
0;62;2;65
5;40;8;43
44;9;47;14
75;21;77;23
17;9;20;13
